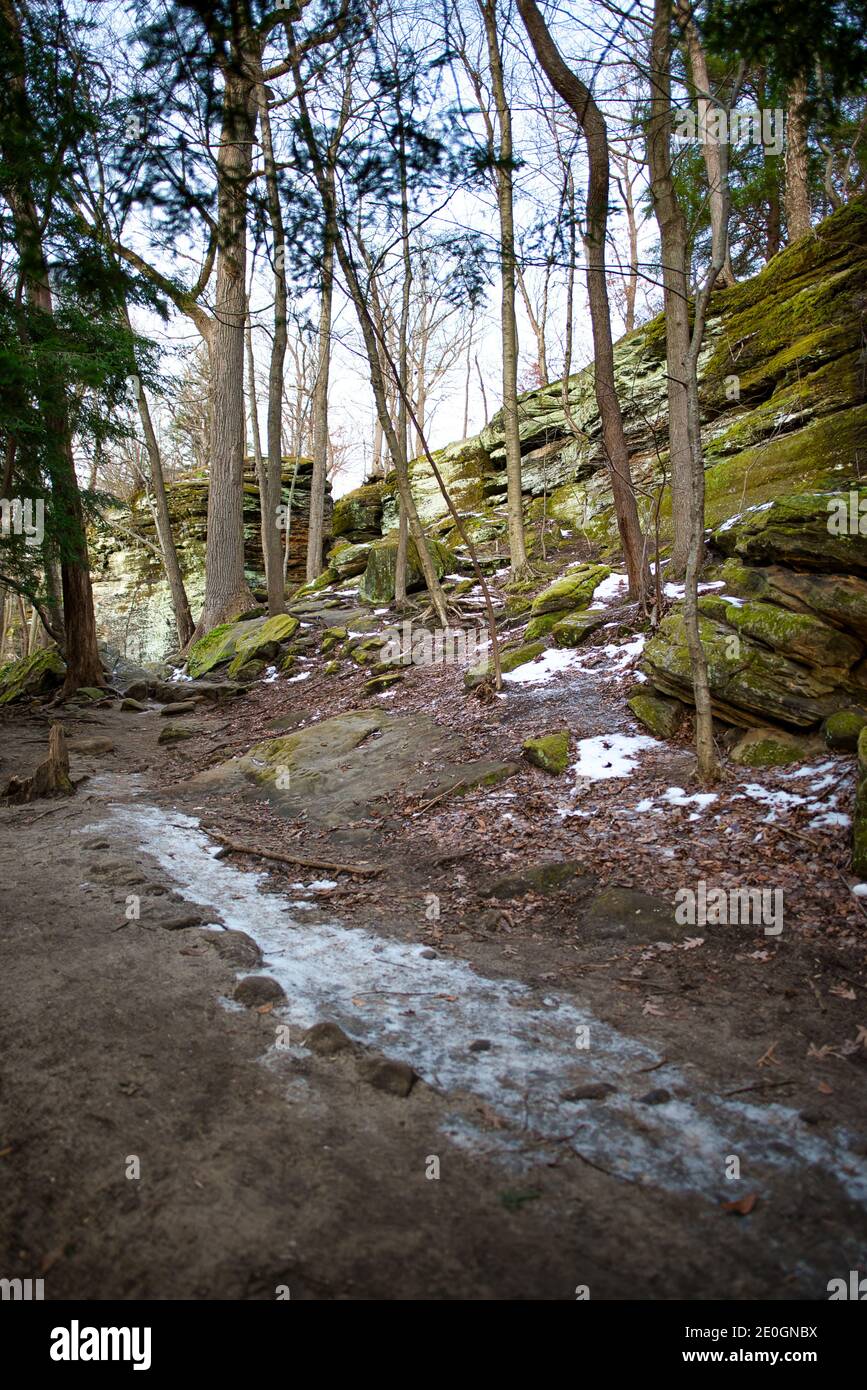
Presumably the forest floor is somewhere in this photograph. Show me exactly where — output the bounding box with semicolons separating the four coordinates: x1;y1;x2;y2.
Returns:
2;581;867;1300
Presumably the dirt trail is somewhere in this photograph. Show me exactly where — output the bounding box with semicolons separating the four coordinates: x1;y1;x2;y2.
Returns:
1;662;866;1300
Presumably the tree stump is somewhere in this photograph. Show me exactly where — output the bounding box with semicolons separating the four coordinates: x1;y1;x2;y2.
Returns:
2;723;74;804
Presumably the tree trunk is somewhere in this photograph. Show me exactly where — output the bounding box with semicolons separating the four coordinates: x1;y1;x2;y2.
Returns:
124;310;193;648
480;0;529;576
517;0;648;601
677;0;736;286
255;66;288;616
785;73;812;241
198;60;258;633
306;222;334;581
648;0;693;578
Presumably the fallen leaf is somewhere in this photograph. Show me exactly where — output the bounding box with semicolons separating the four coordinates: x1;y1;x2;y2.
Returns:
830;984;856;1000
256;1002;273;1015
756;1042;781;1068
817;1081;833;1095
723;1193;758;1216
682;937;705;950
642;998;665;1017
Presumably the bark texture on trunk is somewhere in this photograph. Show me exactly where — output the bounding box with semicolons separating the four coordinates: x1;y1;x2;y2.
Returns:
198;57;258;633
479;0;528;576
648;0;693;578
785;73;812;242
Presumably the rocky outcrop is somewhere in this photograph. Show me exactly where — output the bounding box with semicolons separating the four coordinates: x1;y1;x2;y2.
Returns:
334;196;867;564
641;489;867;732
90;459;332;665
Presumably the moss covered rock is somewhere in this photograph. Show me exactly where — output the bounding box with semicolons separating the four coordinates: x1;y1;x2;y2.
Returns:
698;595;862;672
721;559;867;641
0;646;66;704
729;727;818;767
359;536;454;604
321;626;348;654
363;672;403;695
822;709;867;751
329;541;371;579
627;690;685;740
550;610;607;648
530;564;610;616
331;482;385;541
523;730;570;774
187;614;299;679
712;491;867;577
642;611;839;728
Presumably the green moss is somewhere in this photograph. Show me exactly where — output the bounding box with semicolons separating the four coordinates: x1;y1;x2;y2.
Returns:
627;691;684;740
525;611;562;641
363;672;403;694
530;563;610;616
331;482;385;540
0;646;66;704
822;710;867;751
729;727;816;767
550;610;607;648
321;626;348;654
359;536;454;604
523;730;570;774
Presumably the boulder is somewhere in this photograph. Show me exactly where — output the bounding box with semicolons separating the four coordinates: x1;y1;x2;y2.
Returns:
550;609;608;648
698;594;862;672
729;727;819;767
331;481;385;541
627;690;685;740
720;559;867;642
0;647;66;704
328;541;371;579
642;611;840;728
523;730;570;774
530;564;610;616
186;614;299;679
465;639;547;689
712;491;867;577
359;535;454;604
822;709;867;751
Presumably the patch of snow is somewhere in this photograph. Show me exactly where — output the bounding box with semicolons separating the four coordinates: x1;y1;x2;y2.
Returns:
285;671;312;683
592;572;629;605
503;647;582;686
663;580;725;599
571;733;659;780
263;666;279;684
852;883;867;897
716;501;774;533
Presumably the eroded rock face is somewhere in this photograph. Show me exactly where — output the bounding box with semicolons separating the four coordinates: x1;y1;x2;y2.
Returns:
91;459;332;665
643;611;843;728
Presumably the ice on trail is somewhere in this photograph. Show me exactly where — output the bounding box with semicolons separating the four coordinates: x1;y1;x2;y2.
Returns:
81;799;867;1207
